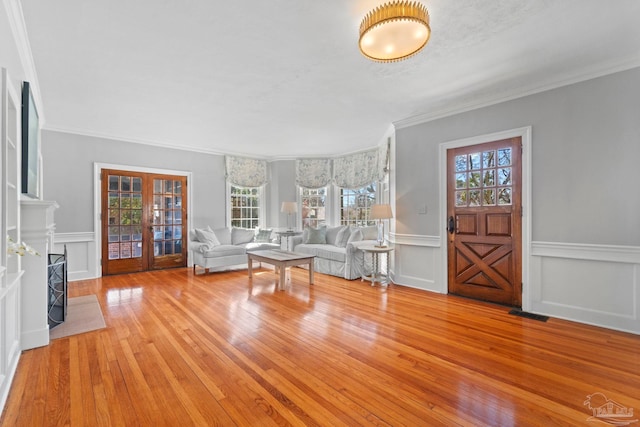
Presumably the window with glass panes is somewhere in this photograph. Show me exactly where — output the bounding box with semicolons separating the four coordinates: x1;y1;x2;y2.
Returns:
340;183;377;227
152;178;184;256
301;187;326;229
230;186;260;229
107;175;143;260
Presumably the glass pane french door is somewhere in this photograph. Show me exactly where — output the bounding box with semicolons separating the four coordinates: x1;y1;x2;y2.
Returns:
101;169;187;275
150;176;186;270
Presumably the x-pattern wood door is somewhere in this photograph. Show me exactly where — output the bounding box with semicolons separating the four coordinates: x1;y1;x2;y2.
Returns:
447;138;522;307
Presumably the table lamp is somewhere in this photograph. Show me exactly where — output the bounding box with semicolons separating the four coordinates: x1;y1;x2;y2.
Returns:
370;204;393;247
281;202;298;231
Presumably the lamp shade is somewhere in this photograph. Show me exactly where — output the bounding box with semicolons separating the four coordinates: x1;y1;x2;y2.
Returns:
370;204;393;220
281;202;298;214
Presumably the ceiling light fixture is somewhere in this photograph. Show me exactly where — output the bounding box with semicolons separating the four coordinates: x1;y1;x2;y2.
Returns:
359;1;431;63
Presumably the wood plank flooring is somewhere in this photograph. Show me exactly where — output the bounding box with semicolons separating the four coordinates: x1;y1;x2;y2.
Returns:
1;267;639;426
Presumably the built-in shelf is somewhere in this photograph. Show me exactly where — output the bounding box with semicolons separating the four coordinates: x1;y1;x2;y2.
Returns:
2;66;25;417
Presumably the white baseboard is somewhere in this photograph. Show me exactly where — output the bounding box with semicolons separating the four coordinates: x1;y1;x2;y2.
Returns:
21;327;50;351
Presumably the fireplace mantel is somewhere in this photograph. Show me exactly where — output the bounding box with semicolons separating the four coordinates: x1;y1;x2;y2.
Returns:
20;199;59;350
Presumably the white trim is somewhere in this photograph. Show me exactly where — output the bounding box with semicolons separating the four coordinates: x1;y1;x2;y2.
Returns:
531;241;640;264
389;233;440;247
93;163;193;278
225;183;265;229
529;241;639;334
53;232;97;280
394;55;640;130
438;126;532;309
54;231;95;244
3;0;45;124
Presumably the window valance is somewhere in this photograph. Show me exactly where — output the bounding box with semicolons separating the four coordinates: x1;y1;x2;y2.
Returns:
333;147;386;189
294;144;389;189
295;158;332;189
225;156;267;188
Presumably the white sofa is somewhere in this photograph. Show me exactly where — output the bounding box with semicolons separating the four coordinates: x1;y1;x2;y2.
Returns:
290;225;377;280
189;227;279;274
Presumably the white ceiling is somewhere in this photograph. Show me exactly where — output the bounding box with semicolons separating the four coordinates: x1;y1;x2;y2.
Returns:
19;0;640;158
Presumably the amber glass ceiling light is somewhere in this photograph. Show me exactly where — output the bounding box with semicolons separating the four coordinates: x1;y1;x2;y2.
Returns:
359;1;431;62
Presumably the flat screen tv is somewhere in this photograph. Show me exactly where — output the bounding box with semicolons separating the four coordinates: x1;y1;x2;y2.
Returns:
21;81;40;198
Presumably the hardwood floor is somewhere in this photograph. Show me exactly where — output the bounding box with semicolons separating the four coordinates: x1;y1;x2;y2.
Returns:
2;267;639;426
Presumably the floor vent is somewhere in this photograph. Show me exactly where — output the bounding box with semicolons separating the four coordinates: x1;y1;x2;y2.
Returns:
508;309;549;322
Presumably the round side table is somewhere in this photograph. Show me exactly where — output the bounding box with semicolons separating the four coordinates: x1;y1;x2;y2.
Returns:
360;245;394;286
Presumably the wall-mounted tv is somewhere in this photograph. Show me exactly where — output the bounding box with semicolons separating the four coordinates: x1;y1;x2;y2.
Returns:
21;81;40;198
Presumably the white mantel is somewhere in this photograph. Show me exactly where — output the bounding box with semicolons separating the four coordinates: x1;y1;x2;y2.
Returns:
20;199;59;350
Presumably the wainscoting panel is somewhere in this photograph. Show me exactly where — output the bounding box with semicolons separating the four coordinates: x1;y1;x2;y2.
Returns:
53;232;97;281
0;276;22;411
530;241;640;334
390;233;443;292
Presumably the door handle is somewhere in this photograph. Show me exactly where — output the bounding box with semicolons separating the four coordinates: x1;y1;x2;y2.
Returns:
447;216;455;234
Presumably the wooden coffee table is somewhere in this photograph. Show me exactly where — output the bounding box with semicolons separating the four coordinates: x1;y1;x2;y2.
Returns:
247;250;315;290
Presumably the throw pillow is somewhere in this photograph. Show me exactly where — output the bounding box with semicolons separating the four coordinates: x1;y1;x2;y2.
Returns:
231;227;256;245
305;226;327;244
325;226;344;246
335;226;351;248
195;228;220;247
255;228;273;243
212;228;232;245
347;228;363;244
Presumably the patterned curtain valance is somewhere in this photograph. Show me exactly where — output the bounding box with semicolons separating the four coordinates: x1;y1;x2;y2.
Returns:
333;147;385;189
295;158;332;189
225;156;267;187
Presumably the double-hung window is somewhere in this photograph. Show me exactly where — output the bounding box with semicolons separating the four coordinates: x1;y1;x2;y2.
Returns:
229;185;261;229
339;183;377;227
301;187;327;229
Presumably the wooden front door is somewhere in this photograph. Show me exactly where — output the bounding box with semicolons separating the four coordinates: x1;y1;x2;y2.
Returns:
447;138;522;306
101;170;187;275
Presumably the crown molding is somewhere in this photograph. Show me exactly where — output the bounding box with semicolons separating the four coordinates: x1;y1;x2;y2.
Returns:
394;54;640;130
3;0;45;124
43;125;235;157
43;124;393;162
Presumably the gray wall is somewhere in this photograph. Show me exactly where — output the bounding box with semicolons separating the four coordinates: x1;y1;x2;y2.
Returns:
396;67;640;246
41;130;228;232
268;160;297;229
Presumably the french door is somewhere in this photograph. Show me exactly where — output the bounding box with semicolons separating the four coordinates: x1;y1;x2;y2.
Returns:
101;169;188;275
447;138;522;307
